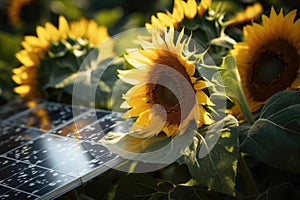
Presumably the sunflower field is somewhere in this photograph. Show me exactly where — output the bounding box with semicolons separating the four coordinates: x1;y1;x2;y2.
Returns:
0;0;300;199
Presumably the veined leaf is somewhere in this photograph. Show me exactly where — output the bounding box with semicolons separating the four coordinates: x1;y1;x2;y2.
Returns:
218;55;254;124
183;115;239;196
241;90;300;173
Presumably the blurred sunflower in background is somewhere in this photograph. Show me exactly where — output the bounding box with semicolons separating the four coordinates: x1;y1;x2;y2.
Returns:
230;7;300;117
6;0;48;33
7;0;33;25
12;15;112;99
119;27;213;137
146;0;211;30
146;0;263;66
225;2;263;27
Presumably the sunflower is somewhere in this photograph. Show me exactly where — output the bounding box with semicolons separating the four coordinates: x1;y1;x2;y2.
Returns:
118;27;213;137
146;0;211;30
7;0;32;25
12;16;111;97
7;0;46;27
230;8;300;116
225;3;263;27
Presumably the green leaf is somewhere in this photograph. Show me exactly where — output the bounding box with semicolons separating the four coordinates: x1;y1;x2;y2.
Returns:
218;55;254;124
256;181;300;200
0;32;22;64
183;115;239;196
113;173;167;200
241;90;300;173
169;185;236;200
95;7;124;28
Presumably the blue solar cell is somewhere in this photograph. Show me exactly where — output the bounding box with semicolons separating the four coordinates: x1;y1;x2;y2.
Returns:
0;161;28;181
1;165;48;189
0;158;14;170
0;189;38;199
50;110;110;137
0;99;42;120
0;185;12;195
16;170;76;197
0;123;43;154
7;102;88;131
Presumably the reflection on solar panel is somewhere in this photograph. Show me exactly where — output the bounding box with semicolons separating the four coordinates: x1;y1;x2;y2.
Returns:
0;99;129;199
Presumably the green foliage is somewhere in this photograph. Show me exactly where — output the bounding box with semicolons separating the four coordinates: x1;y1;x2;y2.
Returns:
217;55;255;124
1;0;300;199
0;32;22;64
241;90;300;174
183;115;239;196
50;0;83;20
95;7;124;28
107;165;237;200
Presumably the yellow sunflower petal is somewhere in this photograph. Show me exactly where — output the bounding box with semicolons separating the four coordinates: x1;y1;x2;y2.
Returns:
58;15;70;39
197;0;211;16
172;0;184;22
16;50;40;67
183;0;197;19
45;22;61;41
14;85;32;96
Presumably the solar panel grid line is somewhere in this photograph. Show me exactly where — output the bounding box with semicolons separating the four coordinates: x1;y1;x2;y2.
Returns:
0;153;82;199
5;101;90;132
0;123;44;156
0;157;74;199
0;184;40;199
0;98;41;120
3;133;116;176
38;108;93;136
48;109;109;137
0;100;46;123
63;112;121;142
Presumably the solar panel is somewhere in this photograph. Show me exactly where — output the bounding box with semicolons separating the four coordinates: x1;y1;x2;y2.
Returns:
0;99;129;199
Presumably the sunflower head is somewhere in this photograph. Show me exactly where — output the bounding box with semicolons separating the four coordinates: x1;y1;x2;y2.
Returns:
118;27;214;138
12;16;113;100
225;2;263;27
230;7;300;117
145;0;242;66
146;0;211;30
7;0;48;32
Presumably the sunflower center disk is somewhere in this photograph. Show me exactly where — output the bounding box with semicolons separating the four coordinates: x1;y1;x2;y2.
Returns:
147;55;196;126
250;39;299;101
154;82;179;108
254;52;285;85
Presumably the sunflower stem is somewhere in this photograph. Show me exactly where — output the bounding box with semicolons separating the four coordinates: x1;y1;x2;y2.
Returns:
232;59;255;124
237;87;255;124
238;154;259;196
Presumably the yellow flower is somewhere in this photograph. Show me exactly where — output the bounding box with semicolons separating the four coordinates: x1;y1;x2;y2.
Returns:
7;0;32;25
12;16;111;97
119;27;213;137
230;8;300;117
225;3;263;27
146;0;211;30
